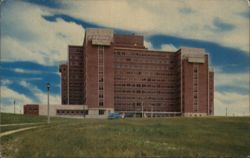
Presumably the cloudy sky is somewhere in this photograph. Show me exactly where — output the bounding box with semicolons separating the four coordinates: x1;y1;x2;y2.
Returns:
0;0;249;116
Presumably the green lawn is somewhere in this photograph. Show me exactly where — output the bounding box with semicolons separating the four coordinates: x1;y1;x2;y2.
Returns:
0;124;42;133
0;113;69;124
0;113;71;134
1;114;250;158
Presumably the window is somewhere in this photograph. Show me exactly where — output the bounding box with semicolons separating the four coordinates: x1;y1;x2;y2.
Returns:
99;78;103;82
99;86;103;90
99;102;104;106
99;110;105;115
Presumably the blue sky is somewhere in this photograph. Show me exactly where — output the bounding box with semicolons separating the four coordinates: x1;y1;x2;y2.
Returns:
0;0;249;115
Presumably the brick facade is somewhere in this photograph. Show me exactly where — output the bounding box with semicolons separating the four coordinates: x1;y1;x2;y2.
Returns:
24;104;39;115
59;28;214;116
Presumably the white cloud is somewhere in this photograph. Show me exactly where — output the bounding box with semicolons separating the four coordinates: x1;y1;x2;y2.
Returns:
1;0;248;66
58;0;249;53
1;79;12;86
0;86;33;113
0;105;23;114
161;44;178;52
214;68;249;89
1;86;32;105
0;81;60;114
1;1;85;65
214;67;250;116
212;68;249;116
13;68;57;74
144;40;154;50
214;91;249;116
14;68;39;74
144;40;178;52
18;81;60;105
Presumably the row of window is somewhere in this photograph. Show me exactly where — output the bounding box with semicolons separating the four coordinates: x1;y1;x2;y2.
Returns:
62;84;84;88
69;67;84;70
68;91;84;95
70;83;85;88
114;50;172;58
114;89;178;95
70;62;83;66
114;97;178;101
68;76;84;80
24;107;38;110
119;76;177;82
67;96;84;99
114;83;177;88
114;64;177;70
115;102;177;107
57;110;87;115
119;95;181;100
115;71;177;76
60;68;67;72
69;47;83;52
25;110;38;114
69;56;83;62
114;77;177;83
114;57;176;64
114;87;177;92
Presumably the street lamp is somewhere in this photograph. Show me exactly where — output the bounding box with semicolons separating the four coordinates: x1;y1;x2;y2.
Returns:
46;82;50;124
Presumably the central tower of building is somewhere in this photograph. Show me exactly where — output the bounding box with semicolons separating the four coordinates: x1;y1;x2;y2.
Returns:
84;29;115;114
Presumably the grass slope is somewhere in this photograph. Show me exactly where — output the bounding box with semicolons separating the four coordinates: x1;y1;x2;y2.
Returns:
0;113;68;124
0;113;71;134
1;116;250;158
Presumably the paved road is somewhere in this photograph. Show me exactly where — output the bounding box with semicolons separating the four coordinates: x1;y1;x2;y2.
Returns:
0;126;40;137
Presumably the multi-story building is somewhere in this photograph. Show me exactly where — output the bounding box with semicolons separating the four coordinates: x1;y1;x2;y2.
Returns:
59;28;214;117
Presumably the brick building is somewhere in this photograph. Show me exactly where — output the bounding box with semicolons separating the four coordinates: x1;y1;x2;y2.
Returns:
59;28;214;117
24;104;39;115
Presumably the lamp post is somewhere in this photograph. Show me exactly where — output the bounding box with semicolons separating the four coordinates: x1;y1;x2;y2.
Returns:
46;82;50;124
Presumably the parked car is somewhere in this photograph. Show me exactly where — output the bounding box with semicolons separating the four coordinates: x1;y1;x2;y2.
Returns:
108;112;123;119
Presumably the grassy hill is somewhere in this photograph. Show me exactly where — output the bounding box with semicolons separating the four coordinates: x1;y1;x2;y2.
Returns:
0;113;70;134
0;113;68;124
1;114;250;157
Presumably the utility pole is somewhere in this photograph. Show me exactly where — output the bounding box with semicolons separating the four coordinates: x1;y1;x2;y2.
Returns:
47;82;50;124
141;101;144;118
14;100;16;114
151;105;153;118
134;104;136;118
226;106;228;117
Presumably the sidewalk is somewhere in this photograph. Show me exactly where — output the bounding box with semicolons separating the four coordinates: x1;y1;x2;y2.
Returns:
0;126;40;137
0;122;44;127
